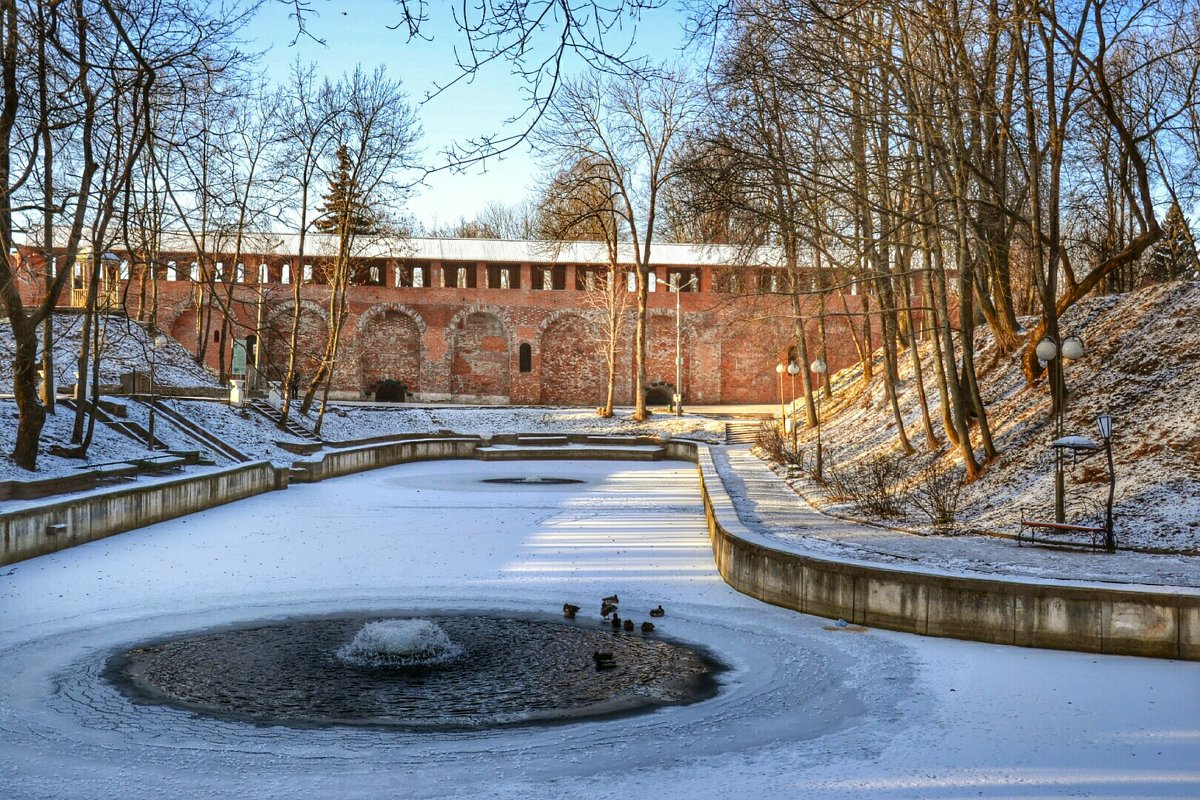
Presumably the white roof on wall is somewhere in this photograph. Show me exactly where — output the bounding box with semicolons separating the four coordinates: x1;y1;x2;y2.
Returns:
26;227;784;268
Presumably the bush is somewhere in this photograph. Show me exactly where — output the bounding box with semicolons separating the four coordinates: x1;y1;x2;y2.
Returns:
825;451;911;517
754;420;804;472
909;462;964;532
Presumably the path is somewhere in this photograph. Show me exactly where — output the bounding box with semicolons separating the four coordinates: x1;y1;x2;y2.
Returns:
712;445;1199;589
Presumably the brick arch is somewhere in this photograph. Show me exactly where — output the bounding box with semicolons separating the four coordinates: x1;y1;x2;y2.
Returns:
539;312;607;405
356;304;423;395
449;308;511;400
355;302;427;337
263;300;329;383
636;310;697;402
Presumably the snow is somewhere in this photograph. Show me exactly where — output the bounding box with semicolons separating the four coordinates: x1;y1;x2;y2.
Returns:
776;280;1200;553
308;404;726;444
715;446;1199;589
1;459;1196;798
0;313;219;390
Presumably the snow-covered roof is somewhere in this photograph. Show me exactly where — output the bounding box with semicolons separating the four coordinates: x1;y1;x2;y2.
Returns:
23;227;784;268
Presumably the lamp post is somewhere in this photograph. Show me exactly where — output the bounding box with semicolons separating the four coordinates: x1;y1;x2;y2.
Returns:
148;333;167;449
1036;334;1085;522
810;358;827;480
787;361;799;448
775;362;786;432
1097;413;1115;552
668;274;698;416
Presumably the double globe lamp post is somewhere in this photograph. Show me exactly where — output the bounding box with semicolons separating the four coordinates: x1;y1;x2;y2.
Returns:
1035;334;1085;523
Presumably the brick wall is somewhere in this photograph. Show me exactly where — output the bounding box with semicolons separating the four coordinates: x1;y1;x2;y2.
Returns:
15;246;894;405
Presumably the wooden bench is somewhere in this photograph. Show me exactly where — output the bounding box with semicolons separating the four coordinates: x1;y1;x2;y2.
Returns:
136;454;186;473
94;462;138;484
1018;515;1108;550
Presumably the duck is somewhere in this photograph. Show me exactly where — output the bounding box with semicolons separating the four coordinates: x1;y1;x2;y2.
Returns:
593;651;616;670
649;605;665;618
602;594;619;606
623;618;634;631
610;613;621;630
600;601;618;618
640;621;655;633
563;603;580;619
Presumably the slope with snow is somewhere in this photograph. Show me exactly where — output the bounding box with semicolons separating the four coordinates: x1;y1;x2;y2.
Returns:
780;280;1200;552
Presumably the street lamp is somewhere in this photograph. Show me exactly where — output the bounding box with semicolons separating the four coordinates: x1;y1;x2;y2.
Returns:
810;358;827;480
668;274;698;416
787;361;799;448
1097;413;1115;552
148;333;167;449
775;362;786;431
1036;334;1085;522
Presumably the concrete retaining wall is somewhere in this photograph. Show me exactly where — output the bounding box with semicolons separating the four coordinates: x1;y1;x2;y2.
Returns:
290;437;482;482
694;447;1199;661
5;434;1193;660
1;461;278;566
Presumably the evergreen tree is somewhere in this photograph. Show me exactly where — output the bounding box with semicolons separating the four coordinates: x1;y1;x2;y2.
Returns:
315;143;377;235
1143;201;1199;285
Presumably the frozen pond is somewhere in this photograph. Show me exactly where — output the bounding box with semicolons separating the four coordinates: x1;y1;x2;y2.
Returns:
1;460;1196;798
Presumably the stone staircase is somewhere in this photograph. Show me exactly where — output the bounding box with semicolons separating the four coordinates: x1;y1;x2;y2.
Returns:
147;399;249;463
724;419;765;445
59;398;172;451
247;399;322;442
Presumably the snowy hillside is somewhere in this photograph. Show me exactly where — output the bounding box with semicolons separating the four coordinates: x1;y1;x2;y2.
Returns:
0;313;219;389
774;280;1200;553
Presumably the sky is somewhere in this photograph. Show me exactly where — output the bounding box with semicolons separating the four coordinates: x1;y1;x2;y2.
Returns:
242;0;697;230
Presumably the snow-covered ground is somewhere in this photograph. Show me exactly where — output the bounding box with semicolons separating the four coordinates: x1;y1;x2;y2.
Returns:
0;399;724;481
779;280;1200;553
1;460;1196;799
0;313;218;390
306;404;727;444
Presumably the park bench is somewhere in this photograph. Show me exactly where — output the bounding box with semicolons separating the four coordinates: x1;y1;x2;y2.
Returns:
136;454;186;473
94;462;138;484
1018;510;1108;550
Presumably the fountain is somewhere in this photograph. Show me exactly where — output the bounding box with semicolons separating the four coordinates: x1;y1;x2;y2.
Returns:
107;613;719;730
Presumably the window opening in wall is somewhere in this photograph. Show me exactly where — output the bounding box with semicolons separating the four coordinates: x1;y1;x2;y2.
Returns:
648;270;657;292
190;262;199;281
519;342;532;373
213;330;221;343
236;263;246;283
302;263;313;283
369;265;382;285
627;271;637;292
167;261;177;282
214;261;224;282
119;260;129;280
258;263;268;283
457;266;467;288
73;262;83;289
413;265;424;287
281;264;291;284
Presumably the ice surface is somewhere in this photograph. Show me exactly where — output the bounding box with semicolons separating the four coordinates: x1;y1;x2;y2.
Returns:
1;459;1196;799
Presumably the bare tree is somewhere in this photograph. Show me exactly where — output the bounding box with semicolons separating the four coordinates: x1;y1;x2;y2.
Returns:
534;67;697;420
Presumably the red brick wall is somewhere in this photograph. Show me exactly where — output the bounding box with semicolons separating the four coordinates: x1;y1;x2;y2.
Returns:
449;311;510;400
14;245;902;405
539;313;608;404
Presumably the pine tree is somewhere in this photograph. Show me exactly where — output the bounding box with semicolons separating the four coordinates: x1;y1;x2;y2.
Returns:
1143;201;1199;285
315;144;376;236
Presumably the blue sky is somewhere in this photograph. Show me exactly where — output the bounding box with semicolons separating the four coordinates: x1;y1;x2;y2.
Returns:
243;0;695;229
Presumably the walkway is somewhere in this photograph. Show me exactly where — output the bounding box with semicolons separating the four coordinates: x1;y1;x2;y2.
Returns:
711;446;1199;590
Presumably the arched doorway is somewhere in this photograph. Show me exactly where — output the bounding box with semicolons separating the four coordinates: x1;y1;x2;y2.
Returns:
358;308;422;396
